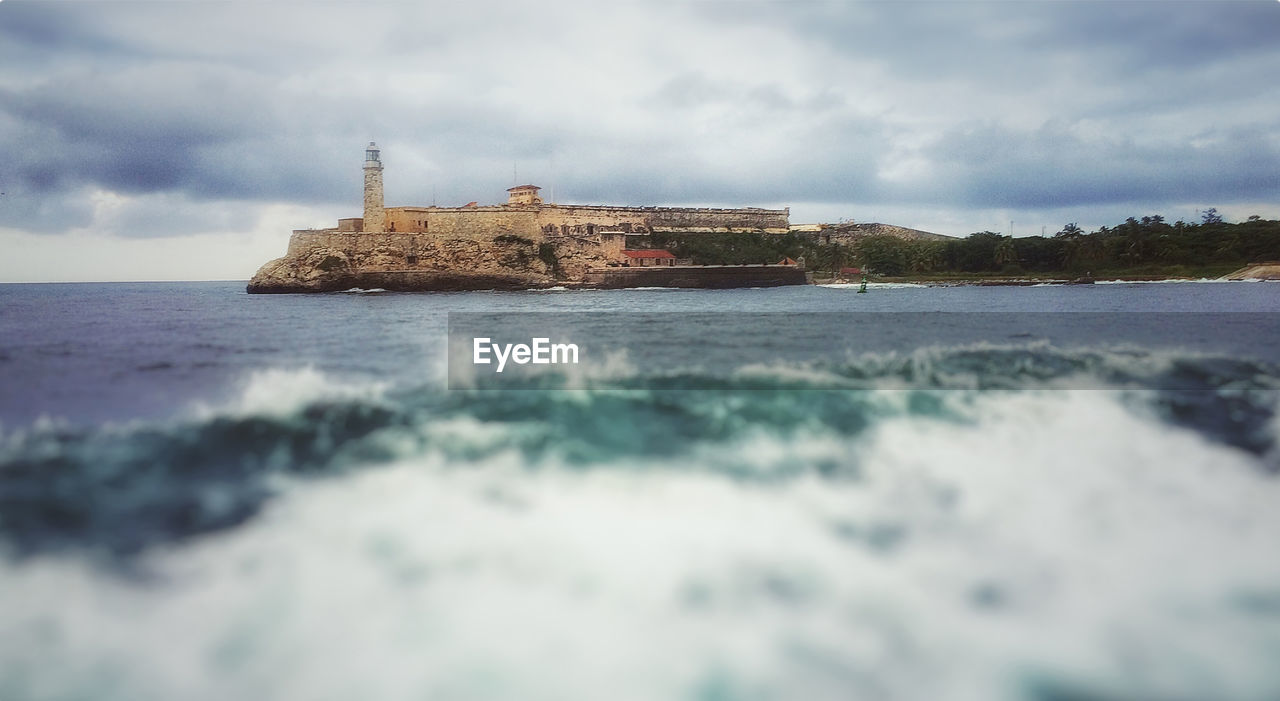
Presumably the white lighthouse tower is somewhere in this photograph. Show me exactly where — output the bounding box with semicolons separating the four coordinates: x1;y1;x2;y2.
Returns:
362;141;385;233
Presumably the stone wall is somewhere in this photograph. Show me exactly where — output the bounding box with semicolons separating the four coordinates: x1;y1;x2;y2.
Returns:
581;264;807;289
385;207;543;237
363;166;385;233
383;203;789;237
535;206;648;236
645;207;789;232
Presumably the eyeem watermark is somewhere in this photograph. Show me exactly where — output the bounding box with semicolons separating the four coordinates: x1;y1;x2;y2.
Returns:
473;337;579;373
449;312;1280;390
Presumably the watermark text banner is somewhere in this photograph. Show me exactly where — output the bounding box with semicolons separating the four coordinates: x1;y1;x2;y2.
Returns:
446;312;1280;390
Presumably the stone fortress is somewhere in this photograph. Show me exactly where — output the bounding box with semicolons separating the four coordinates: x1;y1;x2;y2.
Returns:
247;143;804;292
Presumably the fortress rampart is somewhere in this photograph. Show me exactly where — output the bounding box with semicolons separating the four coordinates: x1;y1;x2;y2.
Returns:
582;264;808;289
246;144;800;292
383;203;790;237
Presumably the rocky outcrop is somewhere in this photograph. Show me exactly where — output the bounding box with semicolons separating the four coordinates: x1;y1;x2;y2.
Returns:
1223;262;1280;280
245;225;651;292
246;232;563;293
822;222;954;241
246;221;818;293
246;264;551;293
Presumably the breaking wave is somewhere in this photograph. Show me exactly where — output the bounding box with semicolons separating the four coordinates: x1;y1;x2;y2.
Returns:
3;347;1280;700
2;346;1277;557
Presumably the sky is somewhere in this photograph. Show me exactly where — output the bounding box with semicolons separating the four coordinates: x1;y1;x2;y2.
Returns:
0;0;1278;282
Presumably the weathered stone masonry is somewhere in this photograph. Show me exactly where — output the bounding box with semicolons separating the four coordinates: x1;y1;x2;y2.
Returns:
382;204;790;237
247;144;793;292
362;142;385;234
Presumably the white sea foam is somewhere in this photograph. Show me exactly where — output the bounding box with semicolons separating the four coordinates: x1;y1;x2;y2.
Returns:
190;366;390;419
2;390;1278;700
732;362;864;388
1093;278;1232;284
818;282;928;289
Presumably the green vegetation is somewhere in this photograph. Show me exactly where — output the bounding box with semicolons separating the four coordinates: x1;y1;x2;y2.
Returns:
316;255;347;272
649;214;1280;279
537;242;559;272
647;232;824;267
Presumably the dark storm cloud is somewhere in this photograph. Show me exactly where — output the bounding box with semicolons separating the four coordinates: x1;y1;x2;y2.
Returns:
0;2;627;230
1031;1;1280;72
688;0;1280;212
0;64;271;193
900;121;1280;209
0;2;141;65
709;1;1280;83
0;0;1277;239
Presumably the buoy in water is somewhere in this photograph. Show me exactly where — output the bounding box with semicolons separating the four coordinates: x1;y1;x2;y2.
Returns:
857;275;868;293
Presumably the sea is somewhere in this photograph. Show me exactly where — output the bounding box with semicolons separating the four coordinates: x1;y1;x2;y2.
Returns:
1;280;1279;701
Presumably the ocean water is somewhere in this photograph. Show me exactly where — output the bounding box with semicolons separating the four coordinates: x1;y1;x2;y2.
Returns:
1;281;1279;701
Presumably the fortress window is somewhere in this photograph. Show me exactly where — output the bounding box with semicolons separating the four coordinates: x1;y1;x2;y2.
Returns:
407;254;418;265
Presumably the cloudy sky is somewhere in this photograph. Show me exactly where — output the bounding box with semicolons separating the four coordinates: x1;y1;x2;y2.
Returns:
1;0;1278;281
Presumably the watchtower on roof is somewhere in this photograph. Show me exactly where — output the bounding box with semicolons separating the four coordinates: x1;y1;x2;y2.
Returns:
507;184;542;206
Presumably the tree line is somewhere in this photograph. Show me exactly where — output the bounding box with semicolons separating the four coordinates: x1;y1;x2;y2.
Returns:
648;210;1280;277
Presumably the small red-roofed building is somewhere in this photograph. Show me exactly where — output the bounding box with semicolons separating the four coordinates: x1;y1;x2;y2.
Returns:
623;249;678;267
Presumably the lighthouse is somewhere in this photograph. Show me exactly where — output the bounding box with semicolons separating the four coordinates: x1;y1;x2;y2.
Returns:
363;141;385;233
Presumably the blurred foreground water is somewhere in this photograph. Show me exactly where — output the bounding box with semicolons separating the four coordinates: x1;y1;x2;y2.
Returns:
1;281;1278;701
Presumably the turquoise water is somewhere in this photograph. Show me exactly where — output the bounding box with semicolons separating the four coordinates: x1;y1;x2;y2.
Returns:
1;281;1279;700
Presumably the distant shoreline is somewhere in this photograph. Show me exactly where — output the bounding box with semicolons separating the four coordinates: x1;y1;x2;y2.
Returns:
826;263;1279;287
834;277;1269;288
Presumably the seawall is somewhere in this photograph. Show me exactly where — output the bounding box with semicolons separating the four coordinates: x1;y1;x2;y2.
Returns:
581;265;808;289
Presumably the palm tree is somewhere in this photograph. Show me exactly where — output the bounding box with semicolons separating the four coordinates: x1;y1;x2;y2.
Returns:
994;237;1018;266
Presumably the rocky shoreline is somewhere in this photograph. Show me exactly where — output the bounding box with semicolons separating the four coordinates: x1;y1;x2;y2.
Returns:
246;265;808;293
246;269;551;293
